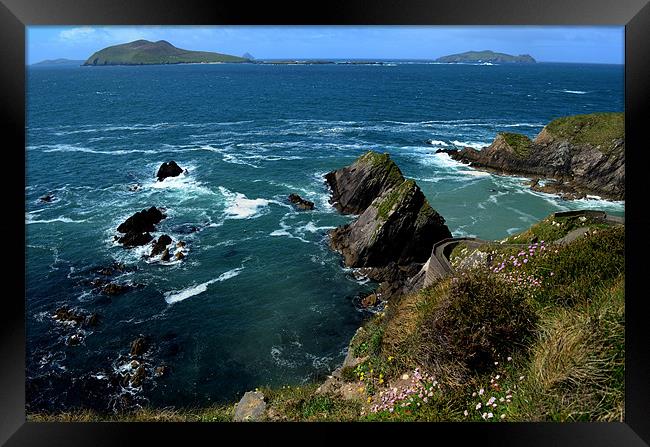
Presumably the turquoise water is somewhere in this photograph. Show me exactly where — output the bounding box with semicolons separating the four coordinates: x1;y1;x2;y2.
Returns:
26;62;624;411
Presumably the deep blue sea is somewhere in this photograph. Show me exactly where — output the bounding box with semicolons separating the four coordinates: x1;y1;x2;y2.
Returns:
26;62;624;412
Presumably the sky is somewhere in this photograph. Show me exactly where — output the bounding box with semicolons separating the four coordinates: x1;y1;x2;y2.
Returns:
27;26;624;65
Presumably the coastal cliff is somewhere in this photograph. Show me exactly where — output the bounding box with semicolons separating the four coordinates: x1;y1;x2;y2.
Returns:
444;112;624;200
326;151;451;299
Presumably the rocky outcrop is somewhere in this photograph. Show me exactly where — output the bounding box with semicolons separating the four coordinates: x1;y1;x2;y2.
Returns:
150;234;172;257
288;194;315;210
234;391;267;422
327;151;451;297
156;161;183;181
448;113;624;200
325;152;405;214
39;193;54;203
116;207;166;247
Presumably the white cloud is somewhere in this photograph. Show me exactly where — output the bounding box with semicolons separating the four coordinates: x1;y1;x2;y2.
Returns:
58;27;96;41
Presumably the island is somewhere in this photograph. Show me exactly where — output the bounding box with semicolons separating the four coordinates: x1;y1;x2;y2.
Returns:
435;50;536;64
82;40;248;66
32;58;85;66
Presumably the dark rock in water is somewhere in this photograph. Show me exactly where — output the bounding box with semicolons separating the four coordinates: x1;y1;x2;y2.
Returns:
67;334;83;346
117;207;166;234
130;365;147;387
116;207;166;247
101;282;132;296
174;251;185;261
176;241;186;248
128;184;141;192
154;365;169;377
95;262;134;276
156;160;183;181
39;193;54;203
130;336;150;357
53;306;99;327
325;151;406;215
161;248;171;262
86;313;100;327
118;231;154;248
151;234;172;257
435;148;458;155
288;193;315;211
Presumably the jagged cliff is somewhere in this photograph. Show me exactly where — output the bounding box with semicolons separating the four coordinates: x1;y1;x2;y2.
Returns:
326;151;451;299
444;112;624;200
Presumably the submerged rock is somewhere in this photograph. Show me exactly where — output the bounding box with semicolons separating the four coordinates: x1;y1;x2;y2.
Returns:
39;193;54;203
234;391;266;422
325;151;405;214
156;161;183;181
288;193;315;211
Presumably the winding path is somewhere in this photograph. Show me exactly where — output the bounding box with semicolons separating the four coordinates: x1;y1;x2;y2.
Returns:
422;210;624;287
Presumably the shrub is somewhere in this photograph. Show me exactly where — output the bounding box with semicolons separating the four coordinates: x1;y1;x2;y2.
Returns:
418;272;537;379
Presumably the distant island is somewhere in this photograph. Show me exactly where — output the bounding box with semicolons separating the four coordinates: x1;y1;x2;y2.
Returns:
83;40;249;66
435;50;536;64
33;58;85;66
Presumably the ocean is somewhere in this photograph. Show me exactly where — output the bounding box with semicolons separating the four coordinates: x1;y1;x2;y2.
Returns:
26;62;624;412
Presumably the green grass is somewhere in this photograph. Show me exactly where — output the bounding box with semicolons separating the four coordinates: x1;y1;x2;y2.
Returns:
544;112;624;153
376;180;416;220
358;151;404;184
500;132;533;157
503;214;611;244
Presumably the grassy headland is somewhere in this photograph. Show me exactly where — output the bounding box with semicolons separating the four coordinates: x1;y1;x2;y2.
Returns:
29;214;624;422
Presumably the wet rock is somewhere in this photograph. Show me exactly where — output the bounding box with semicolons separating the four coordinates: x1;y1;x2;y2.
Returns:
117;207;166;234
67;334;83;346
161;248;171;262
172;224;199;235
156;161;183;181
234;391;266;422
288;194;315;211
360;293;378;308
118;231;154;248
53;306;89;326
130;336;150;357
128;184;141;192
151;234;172;257
154;365;168;377
174;251;185;261
39;193;54;203
176;241;186;248
131;365;146;387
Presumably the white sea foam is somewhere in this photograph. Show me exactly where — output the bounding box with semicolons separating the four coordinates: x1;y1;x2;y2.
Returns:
26;215;86;224
451;140;490;150
219;187;270;219
35;144;158;155
561;90;588;94
427;139;449;147
164;267;244;304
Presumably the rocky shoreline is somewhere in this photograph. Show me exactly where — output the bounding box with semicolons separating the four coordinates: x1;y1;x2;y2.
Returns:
438;112;624;201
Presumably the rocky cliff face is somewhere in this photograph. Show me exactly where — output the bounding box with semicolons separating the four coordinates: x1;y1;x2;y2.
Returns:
325;152;405;214
447;113;624;200
327;152;451;297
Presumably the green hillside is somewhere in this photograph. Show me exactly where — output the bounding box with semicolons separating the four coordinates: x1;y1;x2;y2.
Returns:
83;40;248;66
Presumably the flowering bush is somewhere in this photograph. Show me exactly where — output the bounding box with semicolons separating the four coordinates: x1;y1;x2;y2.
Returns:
463;356;521;421
370;368;441;415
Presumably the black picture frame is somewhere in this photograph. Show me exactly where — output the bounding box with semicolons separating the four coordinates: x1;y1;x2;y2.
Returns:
3;0;649;445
